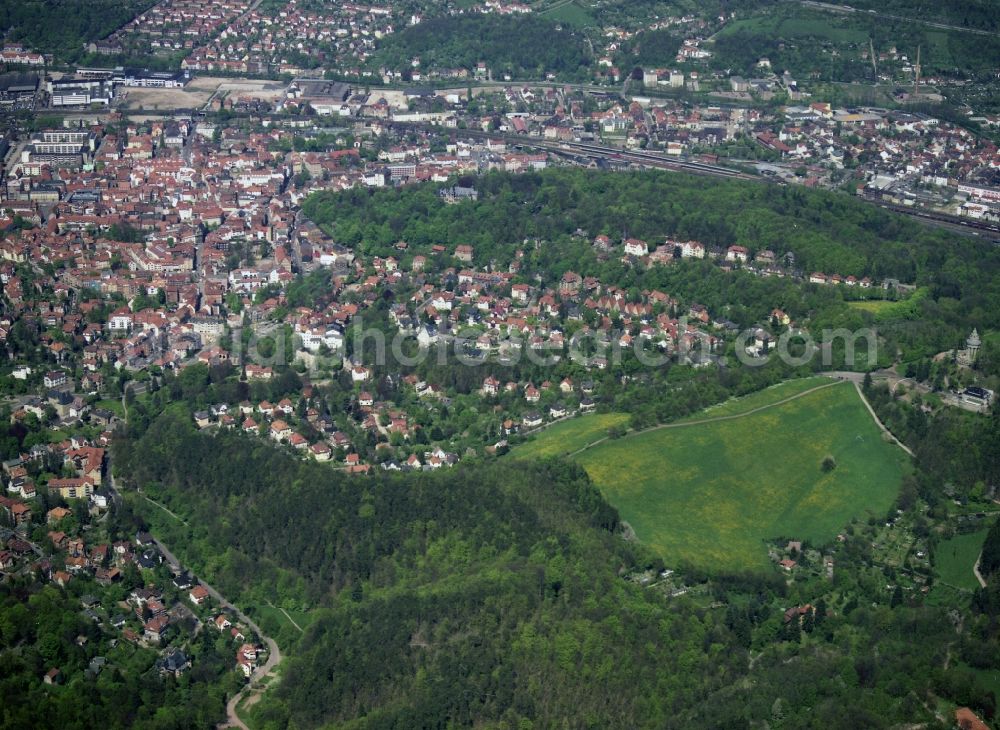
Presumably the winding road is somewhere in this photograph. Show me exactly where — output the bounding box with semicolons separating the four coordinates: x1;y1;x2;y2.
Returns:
146;535;282;730
107;419;281;729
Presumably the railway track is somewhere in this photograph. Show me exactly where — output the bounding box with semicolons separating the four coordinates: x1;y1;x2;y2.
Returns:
555;141;754;179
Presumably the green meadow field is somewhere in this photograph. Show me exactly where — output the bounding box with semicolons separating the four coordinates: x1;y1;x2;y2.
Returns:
934;528;990;592
513;411;630;459
514;377;835;459
678;376;834;420
538;0;594;27
715;11;868;44
517;380;908;572
847;288;928;321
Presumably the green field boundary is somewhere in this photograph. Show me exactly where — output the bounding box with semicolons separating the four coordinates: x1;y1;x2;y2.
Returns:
575;380;908;571
678;377;832;420
934;528;991;592
565;379;844;458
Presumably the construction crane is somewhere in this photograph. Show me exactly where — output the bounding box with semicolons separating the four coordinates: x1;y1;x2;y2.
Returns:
913;45;921;96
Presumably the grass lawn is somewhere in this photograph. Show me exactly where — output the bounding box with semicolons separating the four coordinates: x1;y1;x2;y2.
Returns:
681;376;834;420
95;398;125;417
513;412;630;459
847;287;928;321
540;1;594;27
934;528;989;592
847;300;898;314
572;381;908;572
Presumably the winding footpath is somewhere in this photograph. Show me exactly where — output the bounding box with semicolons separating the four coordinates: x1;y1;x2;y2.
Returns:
849;381;915;457
267;602;305;634
973;553;988;590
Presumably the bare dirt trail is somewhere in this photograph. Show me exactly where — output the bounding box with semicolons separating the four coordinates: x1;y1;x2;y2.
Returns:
973;553;988;589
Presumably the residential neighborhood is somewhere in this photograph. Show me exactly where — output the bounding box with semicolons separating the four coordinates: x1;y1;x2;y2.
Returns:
0;0;999;727
0;88;968;474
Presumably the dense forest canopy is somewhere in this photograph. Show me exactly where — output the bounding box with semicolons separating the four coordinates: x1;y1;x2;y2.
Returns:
0;0;155;60
372;15;591;80
631;29;683;68
116;410;752;729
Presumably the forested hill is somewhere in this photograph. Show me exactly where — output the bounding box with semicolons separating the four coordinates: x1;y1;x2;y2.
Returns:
115;409;757;728
372;15;591;81
0;0;154;60
303;168;999;287
115;406;1000;729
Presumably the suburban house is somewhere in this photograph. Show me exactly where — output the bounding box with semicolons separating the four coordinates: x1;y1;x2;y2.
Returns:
144;614;170;644
270;420;292;441
680;240;705;259
44;371;68;389
726;245;749;263
47;477;94;500
624;238;649;257
189;585;210;605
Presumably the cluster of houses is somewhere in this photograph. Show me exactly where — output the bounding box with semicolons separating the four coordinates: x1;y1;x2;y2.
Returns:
101;0;252;55
2;500;264;684
125;556;263;678
3;439;108;504
192;388;460;473
181;0;395;76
